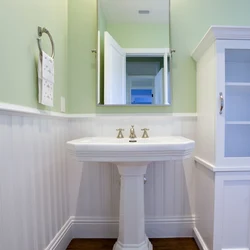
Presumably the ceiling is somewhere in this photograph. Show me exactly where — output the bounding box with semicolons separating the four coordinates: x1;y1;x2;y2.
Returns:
99;0;170;24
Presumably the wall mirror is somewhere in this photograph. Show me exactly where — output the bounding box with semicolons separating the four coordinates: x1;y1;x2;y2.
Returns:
97;0;171;106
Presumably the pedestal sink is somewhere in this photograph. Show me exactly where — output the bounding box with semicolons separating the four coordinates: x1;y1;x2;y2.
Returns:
67;136;195;250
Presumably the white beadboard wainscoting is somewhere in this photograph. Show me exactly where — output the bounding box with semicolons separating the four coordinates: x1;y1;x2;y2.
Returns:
0;106;197;250
0;111;71;250
68;115;197;238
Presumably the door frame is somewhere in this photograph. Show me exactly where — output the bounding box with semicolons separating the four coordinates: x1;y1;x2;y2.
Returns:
125;48;170;105
127;75;155;104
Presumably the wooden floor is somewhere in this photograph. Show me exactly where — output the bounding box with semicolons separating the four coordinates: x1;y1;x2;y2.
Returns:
67;238;199;250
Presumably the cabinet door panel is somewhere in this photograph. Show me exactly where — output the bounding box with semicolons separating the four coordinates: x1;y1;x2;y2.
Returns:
216;40;250;166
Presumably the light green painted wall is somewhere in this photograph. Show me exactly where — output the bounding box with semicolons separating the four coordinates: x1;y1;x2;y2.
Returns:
68;0;97;113
2;0;250;114
107;23;169;48
69;0;250;114
0;0;68;112
170;0;250;113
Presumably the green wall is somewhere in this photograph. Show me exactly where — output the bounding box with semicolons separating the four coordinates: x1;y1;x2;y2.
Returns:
68;0;97;113
68;0;250;114
170;0;250;113
2;0;250;114
0;0;68;112
107;23;169;48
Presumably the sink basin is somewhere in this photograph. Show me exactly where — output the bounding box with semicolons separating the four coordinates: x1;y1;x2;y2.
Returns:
67;136;195;250
67;136;195;162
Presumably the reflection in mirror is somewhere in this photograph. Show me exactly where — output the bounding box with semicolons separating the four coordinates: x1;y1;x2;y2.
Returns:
97;0;171;106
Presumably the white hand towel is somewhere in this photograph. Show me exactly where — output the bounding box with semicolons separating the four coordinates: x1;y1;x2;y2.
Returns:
38;51;54;107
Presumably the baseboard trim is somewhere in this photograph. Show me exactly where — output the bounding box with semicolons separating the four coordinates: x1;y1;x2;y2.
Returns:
222;248;249;250
44;217;73;250
45;216;196;249
71;216;195;238
193;227;209;250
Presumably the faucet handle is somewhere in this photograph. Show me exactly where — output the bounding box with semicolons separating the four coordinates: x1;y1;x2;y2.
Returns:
141;128;149;138
116;128;125;139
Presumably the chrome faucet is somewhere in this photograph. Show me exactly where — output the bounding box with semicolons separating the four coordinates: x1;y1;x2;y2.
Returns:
129;125;137;139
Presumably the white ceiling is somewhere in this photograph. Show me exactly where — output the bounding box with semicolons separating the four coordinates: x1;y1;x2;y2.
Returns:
99;0;170;24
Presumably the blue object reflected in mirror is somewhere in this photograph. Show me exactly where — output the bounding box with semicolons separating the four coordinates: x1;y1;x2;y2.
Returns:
131;89;153;105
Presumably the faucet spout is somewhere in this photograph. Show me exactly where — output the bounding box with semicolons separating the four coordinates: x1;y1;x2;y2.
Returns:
129;125;136;139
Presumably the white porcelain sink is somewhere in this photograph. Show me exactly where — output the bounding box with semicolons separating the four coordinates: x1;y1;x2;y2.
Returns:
67;136;195;162
67;136;195;250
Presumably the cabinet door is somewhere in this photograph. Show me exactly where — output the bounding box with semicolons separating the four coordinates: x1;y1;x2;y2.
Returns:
216;40;250;167
104;32;126;104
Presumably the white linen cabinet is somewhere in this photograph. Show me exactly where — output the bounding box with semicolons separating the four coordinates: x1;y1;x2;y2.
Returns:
192;26;250;250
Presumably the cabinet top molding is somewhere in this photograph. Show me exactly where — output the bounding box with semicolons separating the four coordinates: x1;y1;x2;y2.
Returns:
192;26;250;61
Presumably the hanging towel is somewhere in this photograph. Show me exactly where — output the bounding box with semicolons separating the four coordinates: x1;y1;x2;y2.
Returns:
38;51;54;107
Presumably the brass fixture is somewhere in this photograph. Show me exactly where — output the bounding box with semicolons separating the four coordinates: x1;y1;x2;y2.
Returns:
141;128;149;138
129;125;137;139
37;26;55;58
116;128;124;138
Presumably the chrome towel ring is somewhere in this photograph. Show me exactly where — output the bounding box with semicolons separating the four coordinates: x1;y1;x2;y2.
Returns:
37;26;55;59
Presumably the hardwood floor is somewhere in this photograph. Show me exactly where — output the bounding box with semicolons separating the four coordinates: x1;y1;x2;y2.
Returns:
67;238;199;250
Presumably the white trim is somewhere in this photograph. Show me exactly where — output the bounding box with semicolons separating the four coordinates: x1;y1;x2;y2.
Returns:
163;52;170;105
77;112;197;117
43;216;250;250
195;156;215;171
225;121;250;125
44;215;196;249
195;156;250;172
97;30;101;104
222;249;249;250
66;113;97;118
0;102;197;118
45;217;72;250
193;227;209;250
70;215;195;224
226;82;250;86
0;102;68;118
192;26;250;61
172;113;197;117
125;48;170;57
71;215;195;238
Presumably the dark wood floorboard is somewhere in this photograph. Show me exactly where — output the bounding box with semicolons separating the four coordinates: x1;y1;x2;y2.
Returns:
67;238;199;250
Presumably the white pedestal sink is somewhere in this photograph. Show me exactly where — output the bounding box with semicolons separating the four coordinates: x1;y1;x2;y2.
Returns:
67;137;195;250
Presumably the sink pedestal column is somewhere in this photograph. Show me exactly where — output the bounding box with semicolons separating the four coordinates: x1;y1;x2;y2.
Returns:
113;162;152;250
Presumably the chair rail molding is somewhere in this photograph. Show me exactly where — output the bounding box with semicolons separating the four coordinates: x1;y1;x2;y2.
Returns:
0;102;197;118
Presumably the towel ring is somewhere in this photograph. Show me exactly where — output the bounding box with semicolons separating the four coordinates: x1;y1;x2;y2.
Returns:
37;26;55;59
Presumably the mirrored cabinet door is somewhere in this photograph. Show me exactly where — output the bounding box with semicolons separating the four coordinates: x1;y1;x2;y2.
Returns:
97;0;171;106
